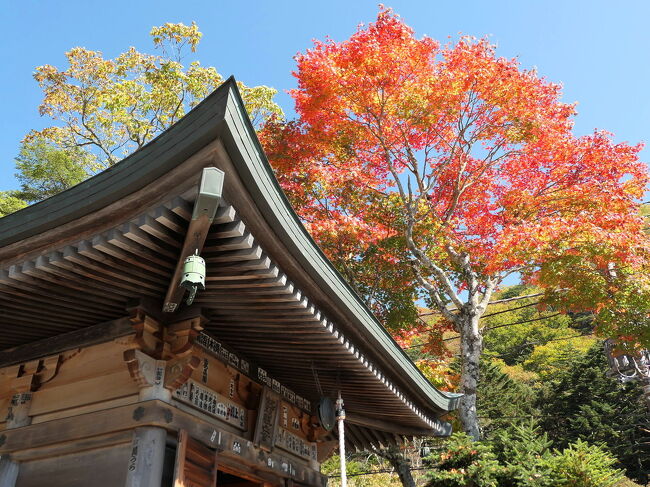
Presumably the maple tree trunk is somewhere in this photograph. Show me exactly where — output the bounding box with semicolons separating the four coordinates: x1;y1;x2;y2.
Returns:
382;448;416;487
393;459;416;487
458;312;483;440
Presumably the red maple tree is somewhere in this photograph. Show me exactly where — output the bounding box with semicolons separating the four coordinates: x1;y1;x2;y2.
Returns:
260;7;648;438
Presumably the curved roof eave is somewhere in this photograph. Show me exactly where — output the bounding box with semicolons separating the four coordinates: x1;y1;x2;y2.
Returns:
0;77;461;415
218;80;461;414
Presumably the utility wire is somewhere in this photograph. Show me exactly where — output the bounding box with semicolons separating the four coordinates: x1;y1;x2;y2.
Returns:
406;330;594;352
414;301;547;338
404;312;573;349
418;292;544;318
486;332;595;356
328;466;432;478
481;313;563;333
419;300;542;331
480;300;542;319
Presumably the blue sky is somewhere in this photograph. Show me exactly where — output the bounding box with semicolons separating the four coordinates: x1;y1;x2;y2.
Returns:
1;0;648;190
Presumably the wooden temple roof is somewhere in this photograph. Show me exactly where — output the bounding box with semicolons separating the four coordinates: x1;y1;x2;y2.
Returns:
0;77;460;451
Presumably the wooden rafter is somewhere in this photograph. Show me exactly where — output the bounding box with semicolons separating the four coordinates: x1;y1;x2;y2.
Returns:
163;168;224;313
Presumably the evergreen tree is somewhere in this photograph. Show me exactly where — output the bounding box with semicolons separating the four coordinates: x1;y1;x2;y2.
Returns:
477;360;538;438
425;426;625;487
490;422;554;486
537;344;650;483
425;433;505;487
542;440;624;487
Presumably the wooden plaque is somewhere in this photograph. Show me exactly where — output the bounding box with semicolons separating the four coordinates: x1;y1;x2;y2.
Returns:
253;387;280;452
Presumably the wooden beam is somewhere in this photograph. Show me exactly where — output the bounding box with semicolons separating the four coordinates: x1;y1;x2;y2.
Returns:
0;401;325;487
203;232;254;252
163;168;224;313
344;412;436;437
11;430;133;463
0;317;133;368
91;234;172;276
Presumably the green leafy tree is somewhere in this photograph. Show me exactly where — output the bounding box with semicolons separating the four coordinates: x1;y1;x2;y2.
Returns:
13;138;91;202
0;21;283;218
0;192;27;217
29;21;282;169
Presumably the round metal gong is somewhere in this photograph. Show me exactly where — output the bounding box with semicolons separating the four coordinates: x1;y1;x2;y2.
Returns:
317;397;336;432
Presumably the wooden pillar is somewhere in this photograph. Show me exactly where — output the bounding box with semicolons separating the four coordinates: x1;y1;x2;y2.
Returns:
124;427;167;487
0;456;19;487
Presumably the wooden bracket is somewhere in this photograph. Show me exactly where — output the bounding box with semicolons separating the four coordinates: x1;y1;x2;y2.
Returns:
5;355;62;428
128;300;207;361
316;441;339;463
124;349;162;388
125;303;209;395
166;315;207;358
129;309;165;358
125;348;200;394
36;355;62;386
123;349;170;401
307;417;329;442
165;355;201;391
8;355;62;394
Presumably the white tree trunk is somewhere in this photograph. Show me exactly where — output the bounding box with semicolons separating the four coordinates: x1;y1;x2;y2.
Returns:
458;313;483;440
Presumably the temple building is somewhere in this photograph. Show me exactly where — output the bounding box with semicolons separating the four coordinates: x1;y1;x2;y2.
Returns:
0;78;460;487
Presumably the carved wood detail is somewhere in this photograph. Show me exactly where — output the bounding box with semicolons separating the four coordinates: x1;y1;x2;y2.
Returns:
124;307;208;394
165;355;201;391
123;349;159;388
124;344;200;394
5;354;64;428
129;309;164;358
166;316;206;358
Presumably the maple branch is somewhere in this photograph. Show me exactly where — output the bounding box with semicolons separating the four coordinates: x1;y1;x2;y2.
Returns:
411;264;459;325
478;277;498;315
372;125;464;314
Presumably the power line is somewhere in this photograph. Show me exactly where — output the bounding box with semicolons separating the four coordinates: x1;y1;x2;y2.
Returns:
485;332;596;357
481;300;542;318
404;312;574;349
328;466;431;478
416;298;551;337
418;292;544;318
406;330;595;353
482;313;563;333
419;300;543;331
